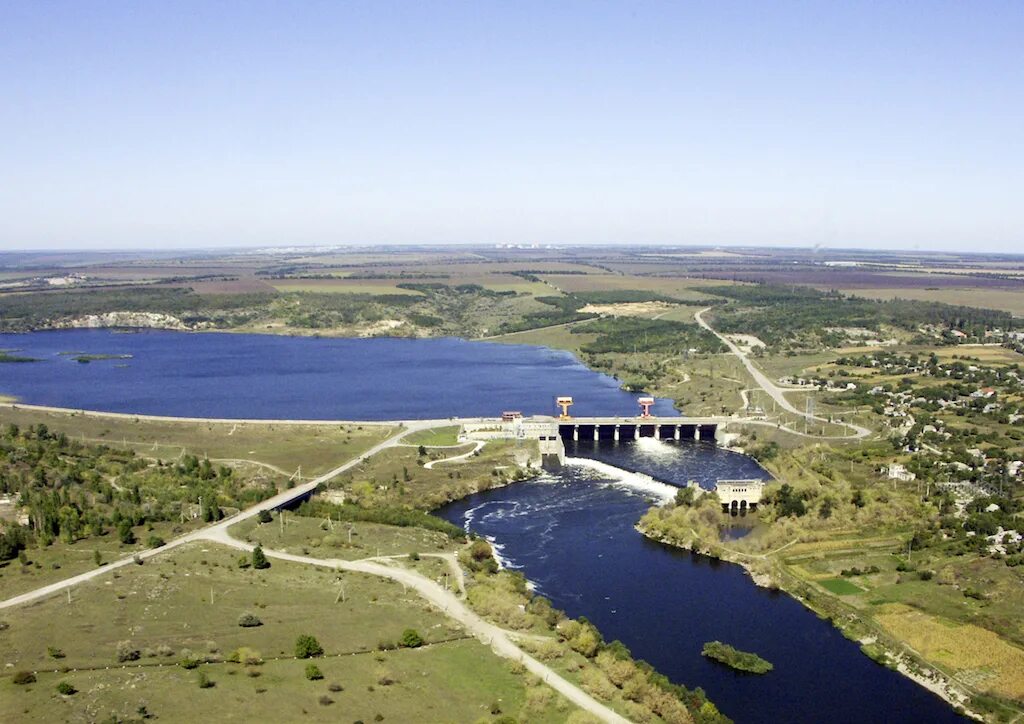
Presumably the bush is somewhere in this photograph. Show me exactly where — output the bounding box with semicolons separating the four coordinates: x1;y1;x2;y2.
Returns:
328;682;344;692
116;641;141;662
197;671;214;689
257;509;273;524
399;629;424;648
12;670;36;685
295;634;324;658
237;612;262;628
56;681;77;695
118;519;136;544
179;657;201;670
318;695;334;706
305;663;324;680
47;646;65;659
252;545;270;570
147;535;165;548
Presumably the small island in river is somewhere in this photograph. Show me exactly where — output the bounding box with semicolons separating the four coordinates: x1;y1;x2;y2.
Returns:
702;641;774;674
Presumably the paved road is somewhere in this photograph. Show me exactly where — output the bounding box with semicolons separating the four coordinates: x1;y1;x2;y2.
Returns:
695;307;870;439
0;401;489;429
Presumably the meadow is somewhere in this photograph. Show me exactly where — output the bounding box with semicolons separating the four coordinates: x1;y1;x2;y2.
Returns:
0;544;568;723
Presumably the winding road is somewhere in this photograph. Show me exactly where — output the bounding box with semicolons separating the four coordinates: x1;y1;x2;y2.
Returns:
0;421;629;723
695;307;870;439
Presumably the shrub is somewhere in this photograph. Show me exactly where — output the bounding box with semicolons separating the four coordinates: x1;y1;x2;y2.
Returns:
179;657;201;670
47;646;65;659
295;634;324;658
237;612;262;627
227;646;263;666
12;670;36;685
305;663;324;680
147;535;165;548
116;641;141;662
252;545;270;570
197;671;214;689
117;520;136;544
257;509;273;524
328;682;344;692
399;629;424;648
318;695;334;706
56;681;77;695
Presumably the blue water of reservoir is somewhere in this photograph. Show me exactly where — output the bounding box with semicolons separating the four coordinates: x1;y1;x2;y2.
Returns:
0;329;676;419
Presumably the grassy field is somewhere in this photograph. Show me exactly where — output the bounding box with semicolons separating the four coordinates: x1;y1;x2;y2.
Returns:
230;515;460;562
0;406;395;477
0;520;202;600
403;425;462;447
488;323;596;352
818;577;865;595
0;544;569;723
331;439;537;509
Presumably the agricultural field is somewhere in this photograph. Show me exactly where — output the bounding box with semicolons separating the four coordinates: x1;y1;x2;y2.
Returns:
539;272;739;302
267;279;427;295
876;604;1024;702
835;287;1024;318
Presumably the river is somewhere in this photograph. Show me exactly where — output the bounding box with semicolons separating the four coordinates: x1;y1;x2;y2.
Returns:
437;438;965;724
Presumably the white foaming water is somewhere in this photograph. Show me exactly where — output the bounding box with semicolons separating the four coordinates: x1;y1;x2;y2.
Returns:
631;435;680;459
564;457;678;505
460;500;526;572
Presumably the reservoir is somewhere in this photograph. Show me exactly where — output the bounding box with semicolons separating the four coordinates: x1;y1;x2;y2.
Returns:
0;329;676;419
1;330;965;722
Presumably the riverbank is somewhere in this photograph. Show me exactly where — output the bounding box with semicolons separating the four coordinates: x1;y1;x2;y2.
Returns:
636;521;980;720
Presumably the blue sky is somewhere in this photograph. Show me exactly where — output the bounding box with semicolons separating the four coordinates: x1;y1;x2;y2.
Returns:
1;1;1021;252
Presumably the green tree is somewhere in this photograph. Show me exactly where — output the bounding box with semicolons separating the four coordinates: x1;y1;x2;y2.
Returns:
117;519;136;545
295;634;324;658
399;629;424;648
257;509;273;524
305;663;324;680
252;545;270;570
674;487;696;507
